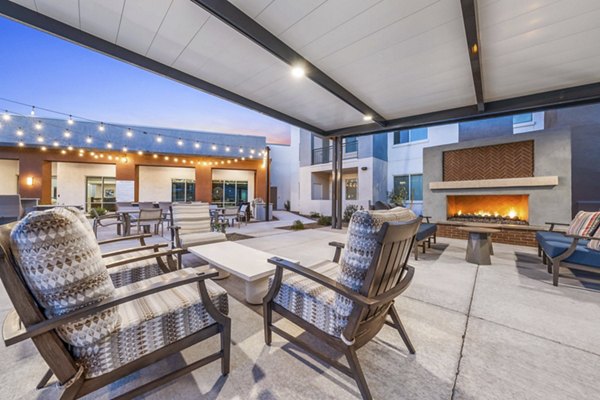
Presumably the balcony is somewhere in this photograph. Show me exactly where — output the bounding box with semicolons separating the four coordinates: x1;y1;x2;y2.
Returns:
311;141;358;165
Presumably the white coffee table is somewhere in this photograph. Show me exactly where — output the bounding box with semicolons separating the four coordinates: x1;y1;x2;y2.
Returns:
188;241;298;305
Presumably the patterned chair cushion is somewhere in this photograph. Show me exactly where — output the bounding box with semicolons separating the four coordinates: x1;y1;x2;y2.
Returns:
335;207;417;319
10;207;119;347
105;249;166;288
587;229;600;252
178;231;227;249
171;203;212;235
272;260;347;336
71;268;229;378
566;211;600;237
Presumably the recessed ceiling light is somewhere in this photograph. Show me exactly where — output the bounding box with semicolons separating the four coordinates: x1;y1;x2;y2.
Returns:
363;115;373;122
291;66;305;78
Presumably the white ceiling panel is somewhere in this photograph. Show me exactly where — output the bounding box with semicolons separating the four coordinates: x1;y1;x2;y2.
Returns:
34;0;80;29
80;0;125;44
479;0;600;101
8;0;35;10
228;0;273;19
146;0;210;66
116;0;173;55
254;0;327;36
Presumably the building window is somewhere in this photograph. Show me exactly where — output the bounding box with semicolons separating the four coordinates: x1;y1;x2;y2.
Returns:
392;128;428;145
172;179;195;202
51;175;57;204
513;113;533;125
344;137;358;153
211;180;248;207
86;176;116;211
393;174;423;202
345;178;358;200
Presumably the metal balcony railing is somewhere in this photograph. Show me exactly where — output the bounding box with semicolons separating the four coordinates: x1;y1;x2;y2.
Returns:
311;141;358;165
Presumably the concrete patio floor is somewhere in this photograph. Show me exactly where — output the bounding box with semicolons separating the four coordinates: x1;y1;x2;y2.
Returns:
0;212;598;399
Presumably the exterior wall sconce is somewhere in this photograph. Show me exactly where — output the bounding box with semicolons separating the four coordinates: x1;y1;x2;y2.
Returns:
25;176;34;186
361;166;368;171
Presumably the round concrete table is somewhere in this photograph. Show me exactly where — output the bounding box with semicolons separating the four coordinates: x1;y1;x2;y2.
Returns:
458;227;500;265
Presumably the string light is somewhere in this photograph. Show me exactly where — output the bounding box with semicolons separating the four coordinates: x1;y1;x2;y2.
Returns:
225;146;230;152
156;135;163;143
164;156;169;161
137;150;143;155
35;121;43;130
239;147;243;153
211;144;217;151
67;145;73;151
153;154;158;159
61;150;66;155
52;141;59;147
36;135;44;143
16;127;23;136
67;115;74;125
98;122;105;132
30;106;35;116
195;142;200;149
250;149;255;154
106;142;113;149
241;157;245;161
18;141;24;147
86;136;93;144
177;138;183;146
41;146;47;151
2;111;10;121
63;129;71;138
126;128;133;137
122;146;128;152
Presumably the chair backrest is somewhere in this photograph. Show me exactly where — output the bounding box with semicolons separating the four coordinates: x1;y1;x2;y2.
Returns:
138;208;162;223
116;202;132;211
138;201;155;210
334;208;420;338
0;195;23;223
171;203;211;235
239;204;248;213
158;202;172;212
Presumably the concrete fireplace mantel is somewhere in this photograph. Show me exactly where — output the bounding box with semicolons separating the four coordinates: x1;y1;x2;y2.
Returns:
429;176;559;190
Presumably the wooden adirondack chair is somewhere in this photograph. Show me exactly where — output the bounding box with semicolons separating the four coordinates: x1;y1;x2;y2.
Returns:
264;210;421;400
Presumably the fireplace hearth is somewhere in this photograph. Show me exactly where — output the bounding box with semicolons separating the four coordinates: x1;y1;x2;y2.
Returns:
447;194;529;225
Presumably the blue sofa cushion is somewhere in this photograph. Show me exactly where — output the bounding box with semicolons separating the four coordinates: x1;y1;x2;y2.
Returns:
416;223;437;242
540;240;600;268
537;231;589;246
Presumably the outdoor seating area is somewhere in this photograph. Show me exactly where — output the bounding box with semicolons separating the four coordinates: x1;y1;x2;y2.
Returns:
0;0;599;399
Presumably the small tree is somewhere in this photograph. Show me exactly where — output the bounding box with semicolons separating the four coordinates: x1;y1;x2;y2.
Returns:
388;184;408;207
343;204;360;223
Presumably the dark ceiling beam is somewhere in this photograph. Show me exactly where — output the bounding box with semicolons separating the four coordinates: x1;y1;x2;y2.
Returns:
0;0;324;134
190;0;387;127
460;0;485;112
325;82;600;137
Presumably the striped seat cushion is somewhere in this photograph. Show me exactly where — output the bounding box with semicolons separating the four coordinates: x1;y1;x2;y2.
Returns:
171;203;212;235
71;268;229;378
105;249;167;288
587;229;600;252
335;207;417;319
178;231;227;249
272;260;347;337
566;211;600;237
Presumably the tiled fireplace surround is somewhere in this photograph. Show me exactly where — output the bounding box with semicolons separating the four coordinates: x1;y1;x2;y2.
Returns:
423;130;572;247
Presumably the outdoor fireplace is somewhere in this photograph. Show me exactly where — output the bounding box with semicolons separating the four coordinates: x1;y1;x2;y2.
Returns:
447;194;529;225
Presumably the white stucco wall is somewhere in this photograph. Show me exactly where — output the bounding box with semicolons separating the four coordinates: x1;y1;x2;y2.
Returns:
387;124;459;215
138;166;195;202
269;143;294;209
0;159;19;194
288;127;301;211
55;162;116;207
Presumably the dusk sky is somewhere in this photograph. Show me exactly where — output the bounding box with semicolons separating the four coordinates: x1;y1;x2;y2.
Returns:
0;17;292;144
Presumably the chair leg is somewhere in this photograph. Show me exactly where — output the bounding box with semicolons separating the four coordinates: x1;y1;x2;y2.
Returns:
344;346;372;400
220;317;231;376
263;300;273;345
552;260;560;286
413;242;419;261
537;244;542;257
433;233;437;244
36;368;54;390
388;305;415;354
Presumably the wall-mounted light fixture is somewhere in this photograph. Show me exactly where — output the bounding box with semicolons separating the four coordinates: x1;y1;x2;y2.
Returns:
361;166;368;171
25;176;34;186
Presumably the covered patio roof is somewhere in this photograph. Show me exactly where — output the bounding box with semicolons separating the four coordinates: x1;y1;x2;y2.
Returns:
2;0;600;137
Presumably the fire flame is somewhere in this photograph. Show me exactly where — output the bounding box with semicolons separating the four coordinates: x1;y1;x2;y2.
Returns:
455;208;520;219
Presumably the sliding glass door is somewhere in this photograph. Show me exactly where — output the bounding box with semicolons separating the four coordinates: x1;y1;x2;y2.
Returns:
86;176;116;211
211;180;248;207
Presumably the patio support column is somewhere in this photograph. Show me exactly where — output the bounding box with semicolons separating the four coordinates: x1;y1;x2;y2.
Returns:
331;137;343;229
266;146;271;221
335;138;343;229
331;138;338;229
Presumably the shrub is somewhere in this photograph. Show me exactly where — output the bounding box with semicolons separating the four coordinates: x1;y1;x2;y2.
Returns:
89;207;107;217
317;215;332;226
290;220;305;230
284;200;291;211
343;204;360;223
309;211;321;219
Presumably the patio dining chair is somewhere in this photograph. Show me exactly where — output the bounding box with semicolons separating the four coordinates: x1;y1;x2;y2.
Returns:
264;208;421;400
237;204;249;227
135;208;164;236
0;207;230;399
0;194;23;225
90;208;125;237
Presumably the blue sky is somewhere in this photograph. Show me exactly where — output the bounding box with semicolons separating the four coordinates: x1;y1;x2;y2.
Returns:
0;17;292;144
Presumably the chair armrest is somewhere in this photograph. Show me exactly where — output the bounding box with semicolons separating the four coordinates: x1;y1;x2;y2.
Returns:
267;257;376;307
370;266;414;304
565;234;595;241
101;243;168;259
105;248;185;269
421;215;432;223
545;221;569;231
98;233;152;246
328;241;345;263
168;225;181;231
5;269;220;346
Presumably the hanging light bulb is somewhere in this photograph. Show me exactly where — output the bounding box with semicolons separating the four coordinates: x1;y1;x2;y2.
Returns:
177;138;183;146
36;134;44;143
250;149;255;154
182;159;187;163
16;127;24;136
249;155;254;159
63;129;71;138
18;141;24;147
227;160;231;164
52;141;59;147
137;150;143;155
35;121;43;130
86;136;93;144
67;145;74;151
78;152;84;157
126;128;133;137
30;106;35;116
211;144;217;151
225;146;230;152
2;110;10;121
164;156;169;161
67;115;74;125
174;157;179;162
106;141;113;149
153;154;158;159
156;135;163;143
98;122;105;132
239;147;244;153
241;157;245;161
234;159;238;162
41;146;47;152
108;155;113;161
194;142;200;149
221;161;225;164
61;149;67;155
122;146;128;152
